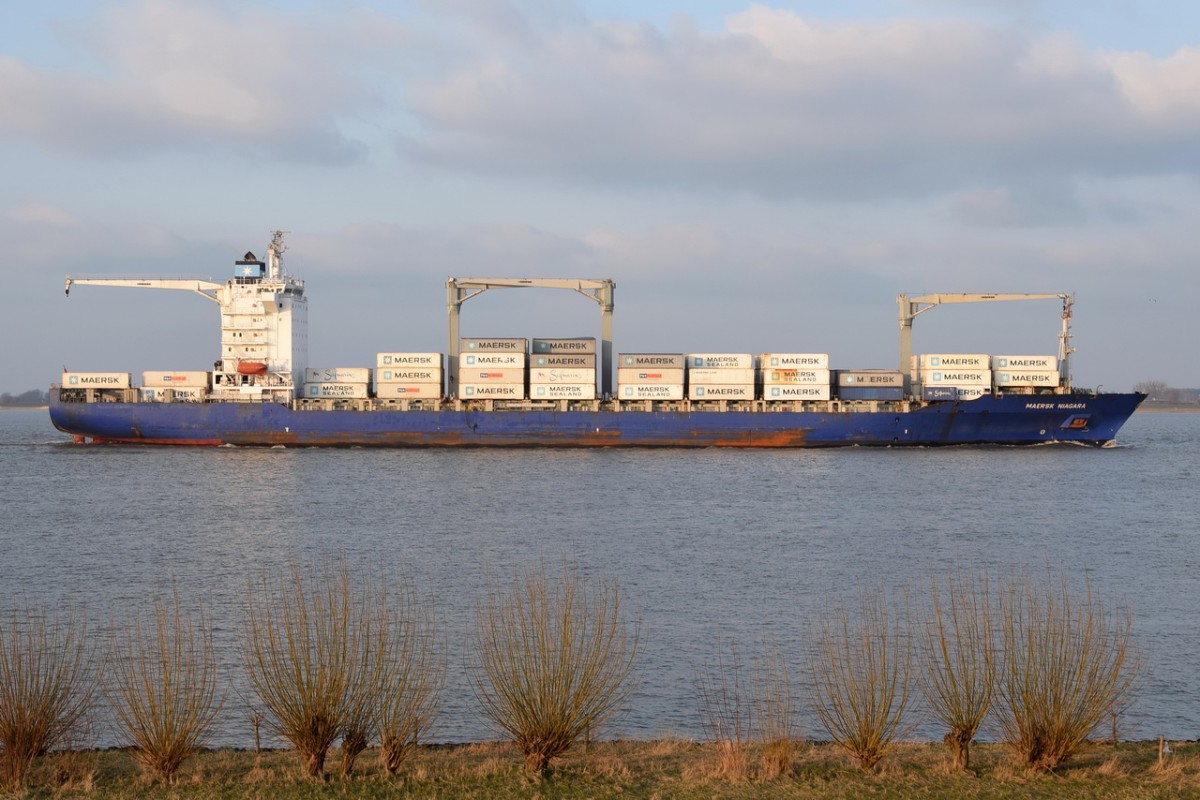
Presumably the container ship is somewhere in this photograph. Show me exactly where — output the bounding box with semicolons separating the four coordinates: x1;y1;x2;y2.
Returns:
50;232;1144;448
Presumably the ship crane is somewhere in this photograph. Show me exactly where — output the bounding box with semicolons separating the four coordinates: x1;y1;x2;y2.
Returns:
898;292;1074;395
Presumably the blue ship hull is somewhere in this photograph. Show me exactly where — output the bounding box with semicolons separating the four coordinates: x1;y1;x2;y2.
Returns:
49;393;1144;447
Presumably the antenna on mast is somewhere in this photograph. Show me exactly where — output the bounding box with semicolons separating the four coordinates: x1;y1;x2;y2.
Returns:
267;230;289;279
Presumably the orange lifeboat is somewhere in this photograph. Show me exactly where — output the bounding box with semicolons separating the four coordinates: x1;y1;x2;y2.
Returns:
237;361;268;376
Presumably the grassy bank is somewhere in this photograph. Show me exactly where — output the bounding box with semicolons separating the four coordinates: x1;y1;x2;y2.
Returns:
20;740;1200;799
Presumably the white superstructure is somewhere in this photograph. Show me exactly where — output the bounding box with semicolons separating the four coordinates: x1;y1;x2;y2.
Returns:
64;231;307;402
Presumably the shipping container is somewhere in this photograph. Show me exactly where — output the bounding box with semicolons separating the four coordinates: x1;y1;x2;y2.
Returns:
916;354;990;370
305;367;372;384
460;383;525;398
956;386;991;400
764;384;832;401
761;368;831;385
376;352;443;368
62;372;132;389
141;371;210;388
532;354;596;368
838;386;904;401
837;370;904;387
376;368;443;383
616;367;686;384
920;369;992;385
687;353;754;369
139;387;209;402
992;355;1058;371
687;368;756;384
528;368;596;384
460;353;526;367
531;338;597;354
619;353;685;368
531;384;597;400
921;385;958;401
303;382;370;399
618;384;684;400
994;370;1061;387
759;353;830;369
460;368;526;383
375;383;443;399
460;338;527;352
689;384;755;400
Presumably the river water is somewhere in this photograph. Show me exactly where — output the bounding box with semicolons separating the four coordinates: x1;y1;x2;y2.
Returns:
1;408;1196;746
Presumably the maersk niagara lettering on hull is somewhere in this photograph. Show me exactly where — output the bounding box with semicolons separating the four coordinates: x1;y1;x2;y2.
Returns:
50;234;1145;448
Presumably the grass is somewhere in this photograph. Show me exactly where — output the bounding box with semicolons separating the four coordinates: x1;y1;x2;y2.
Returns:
13;739;1200;798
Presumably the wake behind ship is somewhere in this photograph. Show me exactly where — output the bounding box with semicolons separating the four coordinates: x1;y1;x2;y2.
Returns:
50;232;1144;448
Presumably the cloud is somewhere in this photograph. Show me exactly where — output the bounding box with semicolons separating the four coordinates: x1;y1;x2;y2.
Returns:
399;5;1200;200
0;0;406;160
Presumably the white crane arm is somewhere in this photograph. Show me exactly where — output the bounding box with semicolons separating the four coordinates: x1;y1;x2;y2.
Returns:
65;277;222;303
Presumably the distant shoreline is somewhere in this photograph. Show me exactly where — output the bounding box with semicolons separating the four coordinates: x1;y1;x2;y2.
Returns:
0;405;48;410
1136;404;1200;413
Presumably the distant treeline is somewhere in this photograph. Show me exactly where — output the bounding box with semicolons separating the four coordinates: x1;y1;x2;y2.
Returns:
0;390;51;406
1133;381;1199;403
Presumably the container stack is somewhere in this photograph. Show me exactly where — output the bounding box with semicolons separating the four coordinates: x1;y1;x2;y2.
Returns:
617;354;684;400
991;355;1060;390
140;371;210;402
837;370;905;401
303;367;371;399
759;354;832;401
686;354;755;401
459;338;527;399
62;372;132;390
375;353;444;399
529;338;597;400
913;354;991;400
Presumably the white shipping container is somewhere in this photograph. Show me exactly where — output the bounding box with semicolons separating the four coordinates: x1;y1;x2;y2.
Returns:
304;382;370;399
992;355;1058;371
994;370;1061;387
63;372;131;389
689;384;755;400
762;368;831;385
529;368;596;384
305;367;372;384
376;352;443;368
617;367;685;384
376;383;443;399
531;383;597;400
620;354;685;368
459;353;526;367
765;384;833;401
687;368;755;384
139;387;208;402
956;386;991;400
460;383;525;398
532;354;596;368
532;338;597;354
838;371;904;387
376;368;443;383
619;384;684;400
920;369;992;385
461;338;527;352
916;354;990;370
141;371;210;388
759;353;830;369
460;367;526;383
687;353;754;369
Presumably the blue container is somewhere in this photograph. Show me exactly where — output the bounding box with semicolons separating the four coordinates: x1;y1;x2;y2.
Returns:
838;387;904;401
922;386;957;401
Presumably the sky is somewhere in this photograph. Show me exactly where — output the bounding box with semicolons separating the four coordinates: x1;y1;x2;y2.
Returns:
2;0;1198;394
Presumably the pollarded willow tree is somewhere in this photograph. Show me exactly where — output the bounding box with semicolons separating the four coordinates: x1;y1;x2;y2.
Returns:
470;563;639;777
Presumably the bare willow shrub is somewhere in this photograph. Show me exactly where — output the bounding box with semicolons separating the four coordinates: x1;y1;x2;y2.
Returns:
753;645;798;778
374;584;444;777
470;563;638;777
809;591;911;772
919;570;996;771
996;572;1142;772
107;590;223;783
696;641;753;779
0;601;97;788
242;561;361;779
